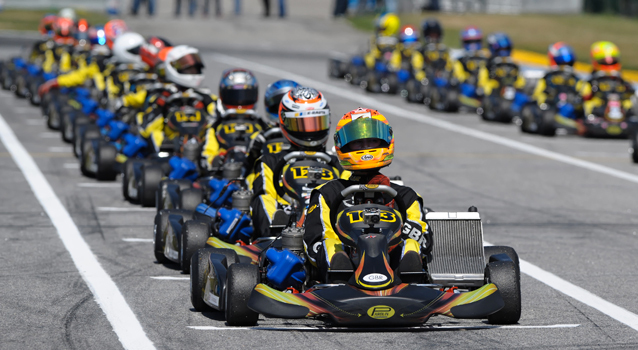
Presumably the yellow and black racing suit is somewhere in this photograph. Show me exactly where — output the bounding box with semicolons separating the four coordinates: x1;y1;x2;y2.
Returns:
303;172;430;277
477;56;526;96
388;43;426;81
364;35;399;70
452;51;489;86
580;71;634;116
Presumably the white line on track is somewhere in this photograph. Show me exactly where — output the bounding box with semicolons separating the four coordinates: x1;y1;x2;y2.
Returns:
210;53;638;185
188;324;580;331
98;207;156;212
151;276;190;280
208;54;638;332
122;238;153;243
0;113;155;350
77;182;121;188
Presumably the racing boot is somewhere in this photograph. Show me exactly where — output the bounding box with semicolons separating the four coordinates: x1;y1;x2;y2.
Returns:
399;250;423;283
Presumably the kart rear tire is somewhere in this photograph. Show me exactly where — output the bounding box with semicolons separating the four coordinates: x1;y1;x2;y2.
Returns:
60;112;74;143
179;188;204;212
180;220;211;273
80;137;98;178
122;159;135;202
190;248;213;312
631;131;638;163
141;165;163;207
96;142;118;181
75;122;99;159
210;248;239;268
47;106;60;130
153;210;170;263
225;263;260;326
485;246;521;325
539;110;556;137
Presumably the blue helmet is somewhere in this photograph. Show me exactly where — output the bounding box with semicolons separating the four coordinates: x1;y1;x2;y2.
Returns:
487;32;513;57
264;79;299;121
548;42;576;67
461;26;482;51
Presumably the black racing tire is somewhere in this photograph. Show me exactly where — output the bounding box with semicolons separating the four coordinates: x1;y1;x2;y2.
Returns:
47;105;60;130
179;188;204;212
180;220;211;273
96;142;118;181
60;112;73;143
520;105;534;134
632;132;638;164
225;263;260;326
539;110;557;137
445;90;460;113
74;118;96;158
485;246;521;325
122;159;135;202
210;248;239;268
190;248;213;312
153;210;170;263
80;137;97;178
140;165;163;207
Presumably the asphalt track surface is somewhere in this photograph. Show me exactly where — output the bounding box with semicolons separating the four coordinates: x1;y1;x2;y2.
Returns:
2;18;638;350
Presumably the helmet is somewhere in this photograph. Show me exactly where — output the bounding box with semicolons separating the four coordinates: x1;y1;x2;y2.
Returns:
421;18;443;43
112;32;145;64
461;26;482;51
278;87;331;149
487;32;512;57
264;79;299;122
376;13;400;37
334;108;394;171
548;42;576;67
58;8;77;23
165;45;205;88
52;17;75;44
39;14;57;35
399;25;419;46
591;41;620;73
219;68;259;109
104;19;128;49
147;36;172;50
140;36;173;68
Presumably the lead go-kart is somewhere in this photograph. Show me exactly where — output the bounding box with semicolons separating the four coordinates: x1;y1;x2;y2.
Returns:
190;184;521;327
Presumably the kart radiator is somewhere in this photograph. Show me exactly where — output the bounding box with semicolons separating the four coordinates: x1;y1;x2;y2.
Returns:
426;212;486;287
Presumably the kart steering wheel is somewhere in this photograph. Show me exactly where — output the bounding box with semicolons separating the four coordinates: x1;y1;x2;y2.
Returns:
271;151;337;201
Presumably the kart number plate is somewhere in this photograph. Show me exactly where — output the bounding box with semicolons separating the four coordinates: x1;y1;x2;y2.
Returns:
606;125;622;135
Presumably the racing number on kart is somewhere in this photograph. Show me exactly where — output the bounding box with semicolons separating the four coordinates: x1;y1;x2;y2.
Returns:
222;123;255;135
345;210;397;223
291;166;334;181
175;110;202;122
267;142;283;154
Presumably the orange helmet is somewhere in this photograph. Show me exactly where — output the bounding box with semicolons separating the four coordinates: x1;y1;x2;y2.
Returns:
104;19;128;49
52;17;75;44
334;108;394;171
39;14;57;35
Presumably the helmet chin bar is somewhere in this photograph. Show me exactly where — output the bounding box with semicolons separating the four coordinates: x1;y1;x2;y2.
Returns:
287;132;328;150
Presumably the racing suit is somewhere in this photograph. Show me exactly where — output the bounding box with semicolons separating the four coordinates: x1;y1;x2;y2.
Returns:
388;43;426;82
303;172;431;281
364;35;399;70
477;56;526;96
452;51;489;86
580;71;635;116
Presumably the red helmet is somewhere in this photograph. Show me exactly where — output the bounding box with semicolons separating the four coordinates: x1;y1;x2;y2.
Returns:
39;14;57;36
104;19;128;49
53;17;75;44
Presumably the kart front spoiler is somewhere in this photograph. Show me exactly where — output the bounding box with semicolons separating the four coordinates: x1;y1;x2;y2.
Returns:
248;283;503;326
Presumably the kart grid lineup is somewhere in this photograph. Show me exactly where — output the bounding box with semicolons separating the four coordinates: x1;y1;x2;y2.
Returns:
2;10;637;347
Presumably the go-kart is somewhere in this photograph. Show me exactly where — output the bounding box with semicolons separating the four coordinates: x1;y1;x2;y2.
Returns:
424;72;461;112
630;123;638;163
194;184;521;327
520;88;583;137
580;93;632;138
481;61;529;123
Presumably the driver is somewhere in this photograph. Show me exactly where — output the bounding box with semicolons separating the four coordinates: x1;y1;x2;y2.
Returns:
303;108;431;283
250;86;346;237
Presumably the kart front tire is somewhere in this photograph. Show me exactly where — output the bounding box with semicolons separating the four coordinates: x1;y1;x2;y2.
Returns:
225;263;260;326
154;210;170;263
485;246;521;325
631;132;638;163
179;188;203;212
191;248;213;312
96;142;117;181
140;165;163;207
180;220;211;273
539;110;557;137
122;159;135;202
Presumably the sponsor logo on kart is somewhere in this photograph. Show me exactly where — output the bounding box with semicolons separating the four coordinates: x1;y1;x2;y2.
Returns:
367;305;395;320
362;273;388;283
360;154;374;161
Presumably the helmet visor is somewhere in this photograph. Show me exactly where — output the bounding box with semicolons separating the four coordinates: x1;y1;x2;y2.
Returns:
335;118;392;149
171;53;204;74
282;109;330;133
597;57;619;67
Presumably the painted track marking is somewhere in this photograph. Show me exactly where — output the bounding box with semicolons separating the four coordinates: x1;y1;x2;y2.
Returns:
122;238;154;243
188;324;581;331
151;276;190;280
0;113;155;350
208;53;638;332
78;182;121;188
99;207;156;212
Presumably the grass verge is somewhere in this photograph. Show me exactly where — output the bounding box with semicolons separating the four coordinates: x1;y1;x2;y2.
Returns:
0;8;111;32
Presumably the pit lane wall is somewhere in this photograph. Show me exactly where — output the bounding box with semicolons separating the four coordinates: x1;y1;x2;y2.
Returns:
511;49;638;83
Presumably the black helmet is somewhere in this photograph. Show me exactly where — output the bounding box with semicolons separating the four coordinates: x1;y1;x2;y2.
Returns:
421;18;443;43
219;68;259;109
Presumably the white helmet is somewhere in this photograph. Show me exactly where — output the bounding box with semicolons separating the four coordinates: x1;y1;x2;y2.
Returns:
112;32;145;64
165;45;205;88
59;8;77;22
